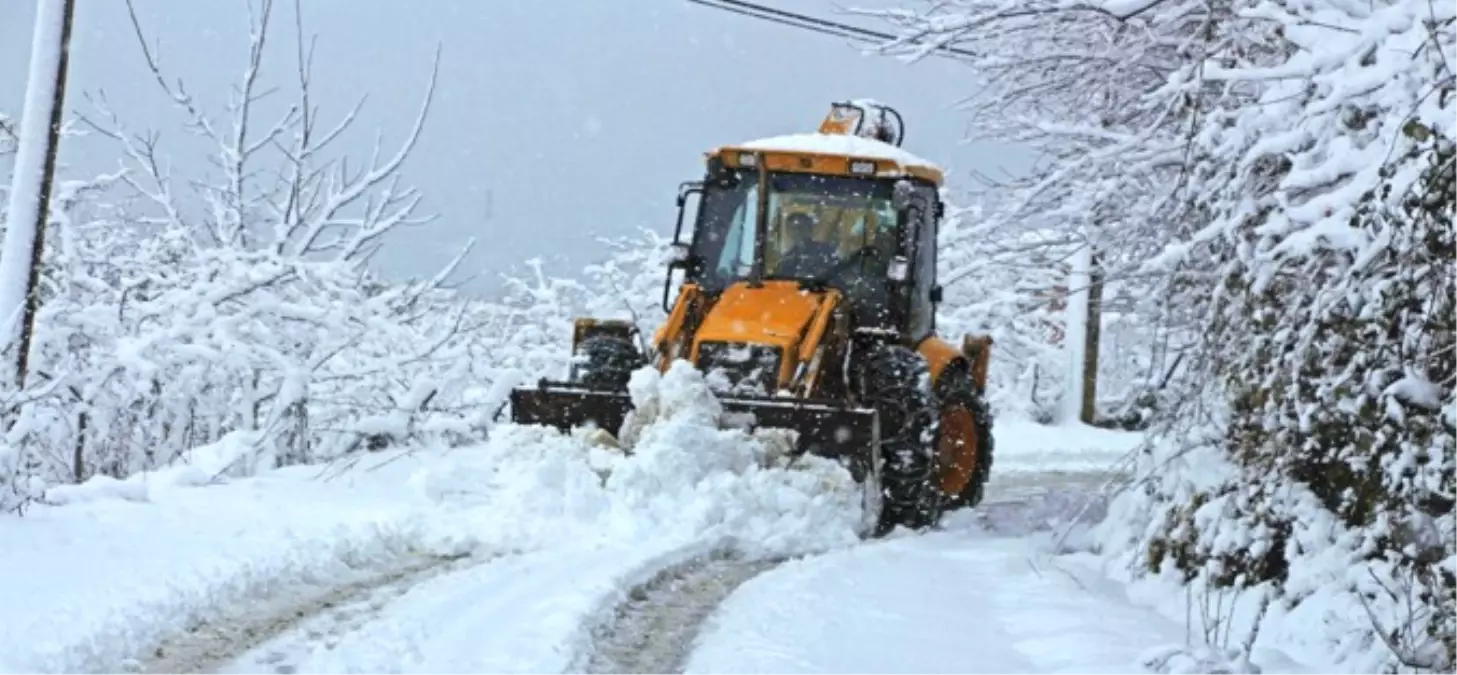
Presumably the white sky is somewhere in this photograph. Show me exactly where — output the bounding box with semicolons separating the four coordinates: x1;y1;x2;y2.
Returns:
1;0;1032;297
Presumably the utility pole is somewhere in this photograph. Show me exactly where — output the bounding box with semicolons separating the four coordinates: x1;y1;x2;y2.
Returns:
1059;241;1106;425
0;0;78;390
1059;245;1090;424
1081;251;1104;424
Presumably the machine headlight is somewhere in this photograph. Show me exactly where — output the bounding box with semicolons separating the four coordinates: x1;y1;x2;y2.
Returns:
696;342;782;396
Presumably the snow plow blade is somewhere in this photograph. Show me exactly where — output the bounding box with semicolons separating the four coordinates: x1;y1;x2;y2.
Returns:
508;380;881;476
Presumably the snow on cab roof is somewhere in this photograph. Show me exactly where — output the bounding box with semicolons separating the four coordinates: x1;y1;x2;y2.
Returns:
733;132;938;170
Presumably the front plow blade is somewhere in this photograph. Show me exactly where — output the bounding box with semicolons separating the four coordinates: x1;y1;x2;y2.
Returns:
509;382;877;466
509;381;635;436
717;396;878;467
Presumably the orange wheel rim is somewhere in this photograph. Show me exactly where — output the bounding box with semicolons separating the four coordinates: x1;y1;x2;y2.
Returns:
936;406;977;495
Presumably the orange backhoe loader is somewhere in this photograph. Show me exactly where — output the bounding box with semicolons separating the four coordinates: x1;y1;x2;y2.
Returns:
510;100;994;536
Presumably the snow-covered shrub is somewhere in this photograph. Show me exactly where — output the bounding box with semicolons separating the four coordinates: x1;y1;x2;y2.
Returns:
581;228;675;340
1131;4;1454;669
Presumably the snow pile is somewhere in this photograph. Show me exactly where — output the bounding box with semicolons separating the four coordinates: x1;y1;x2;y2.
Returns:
607;361;864;554
413;360;865;559
407;424;618;552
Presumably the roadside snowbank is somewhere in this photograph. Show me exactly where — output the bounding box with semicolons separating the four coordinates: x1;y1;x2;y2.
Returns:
0;362;866;673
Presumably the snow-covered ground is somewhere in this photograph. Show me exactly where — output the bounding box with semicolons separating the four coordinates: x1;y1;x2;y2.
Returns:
685;524;1189;674
0;363;1292;675
684;499;1315;674
0;364;860;673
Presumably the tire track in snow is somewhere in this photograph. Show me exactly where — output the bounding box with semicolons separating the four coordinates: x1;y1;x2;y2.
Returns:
956;467;1124;539
137;552;478;674
584;551;781;674
581;470;1124;673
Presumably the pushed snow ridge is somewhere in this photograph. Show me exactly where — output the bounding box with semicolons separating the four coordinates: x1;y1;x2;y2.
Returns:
414;360;867;558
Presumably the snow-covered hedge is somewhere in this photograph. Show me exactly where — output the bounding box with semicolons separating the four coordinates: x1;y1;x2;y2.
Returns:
870;0;1454;670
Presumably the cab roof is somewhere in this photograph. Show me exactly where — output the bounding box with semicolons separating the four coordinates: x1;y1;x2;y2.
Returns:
707;132;945;186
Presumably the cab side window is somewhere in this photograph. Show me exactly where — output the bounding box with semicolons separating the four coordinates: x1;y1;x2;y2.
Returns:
907;184;939;341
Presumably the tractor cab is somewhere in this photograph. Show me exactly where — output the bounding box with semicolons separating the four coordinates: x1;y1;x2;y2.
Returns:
660;101;947;362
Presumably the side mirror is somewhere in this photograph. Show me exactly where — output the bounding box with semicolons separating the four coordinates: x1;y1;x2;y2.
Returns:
892;180;915;210
930;284;943;303
662;244;694;313
887;255;910;283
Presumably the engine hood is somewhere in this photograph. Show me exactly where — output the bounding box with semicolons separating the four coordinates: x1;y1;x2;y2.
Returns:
691;280;826;356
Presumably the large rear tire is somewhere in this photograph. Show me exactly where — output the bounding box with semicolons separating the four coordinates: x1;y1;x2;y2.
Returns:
573;334;647;390
860;344;945;535
936;367;994;510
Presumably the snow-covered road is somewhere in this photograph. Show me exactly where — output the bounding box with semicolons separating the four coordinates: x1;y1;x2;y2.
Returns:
205;420;1148;674
204;481;1139;674
2;364;1192;675
199;424;1145;675
216;540;723;673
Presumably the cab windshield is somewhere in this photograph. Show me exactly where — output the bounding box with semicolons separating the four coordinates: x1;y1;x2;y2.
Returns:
690;171;900;300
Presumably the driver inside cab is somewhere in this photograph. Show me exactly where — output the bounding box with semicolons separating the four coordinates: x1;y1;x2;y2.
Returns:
774;212;838;279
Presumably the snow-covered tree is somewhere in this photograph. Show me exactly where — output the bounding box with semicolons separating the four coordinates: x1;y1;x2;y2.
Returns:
869;0;1454;669
0;0;511;512
848;0;1200;424
1146;4;1455;666
934;198;1075;421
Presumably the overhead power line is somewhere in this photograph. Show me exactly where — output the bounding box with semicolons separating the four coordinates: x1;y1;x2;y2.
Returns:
684;0;977;61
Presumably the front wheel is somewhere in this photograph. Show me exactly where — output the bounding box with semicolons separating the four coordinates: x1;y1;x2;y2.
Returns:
860;344;945;535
